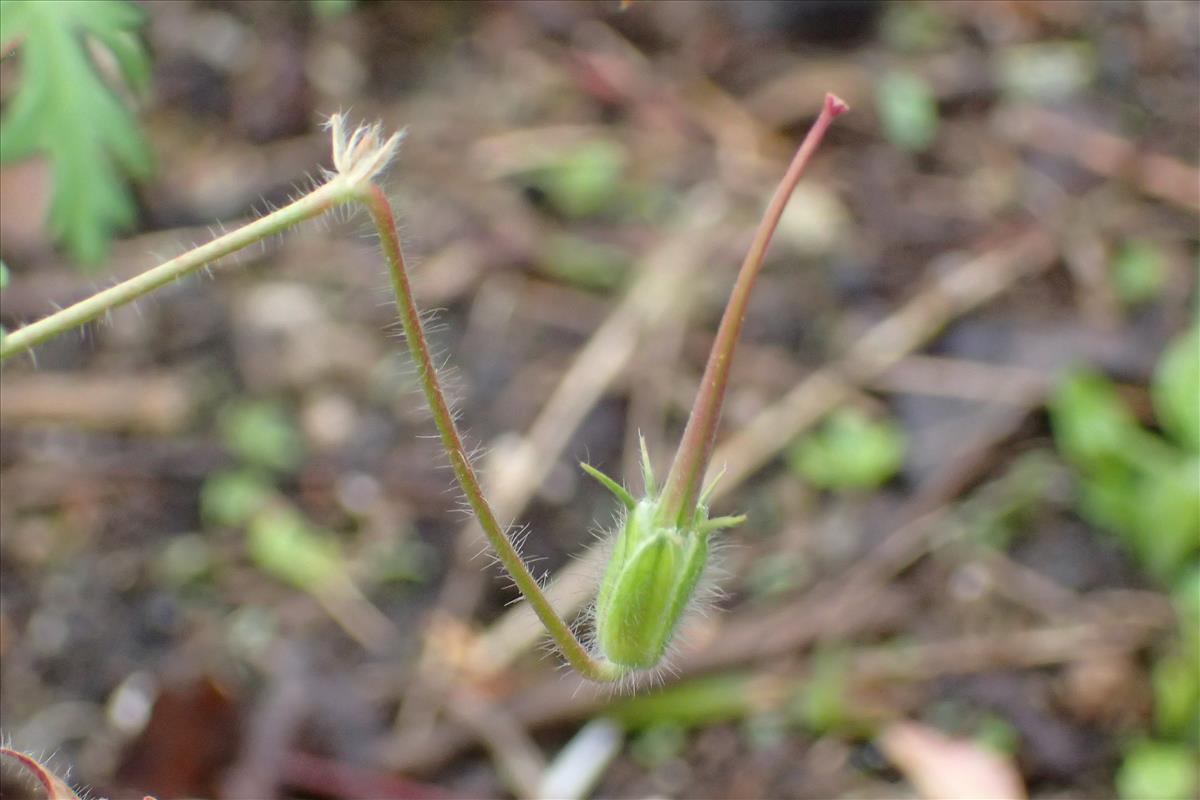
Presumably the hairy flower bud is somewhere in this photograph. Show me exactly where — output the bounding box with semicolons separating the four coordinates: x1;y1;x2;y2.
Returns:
583;438;743;670
594;497;709;668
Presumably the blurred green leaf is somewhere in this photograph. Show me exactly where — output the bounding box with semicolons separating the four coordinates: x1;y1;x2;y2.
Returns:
793;648;852;735
606;673;758;730
1172;564;1200;629
1152;645;1200;739
200;469;274;528
1053;361;1199;587
1049;370;1140;472
1129;460;1200;581
1153;325;1200;453
532;140;626;219
1111;240;1168;306
1;0;154;265
1076;468;1139;544
998;41;1096;102
219;400;305;473
974;714;1020;756
1116;740;1198;800
540;233;630;291
881;2;954;53
876;70;939;152
788;408;906;490
156;533;213;587
247;506;341;590
310;0;353;18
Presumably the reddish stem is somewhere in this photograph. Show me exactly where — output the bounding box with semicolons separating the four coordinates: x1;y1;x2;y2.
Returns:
659;93;848;526
0;747;83;800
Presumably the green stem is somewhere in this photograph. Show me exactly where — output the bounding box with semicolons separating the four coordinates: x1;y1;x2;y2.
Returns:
659;93;848;526
0;180;354;360
0;116;622;680
362;185;624;682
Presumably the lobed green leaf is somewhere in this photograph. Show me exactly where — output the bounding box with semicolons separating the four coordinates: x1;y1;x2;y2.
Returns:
1;0;154;265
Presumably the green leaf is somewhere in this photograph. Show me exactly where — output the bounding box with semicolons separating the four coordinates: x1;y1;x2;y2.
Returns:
974;714;1020;756
1172;564;1200;630
1049;369;1140;472
532;140;626;219
1076;468;1139;544
607;672;759;731
540;233;630;292
1152;645;1200;739
218;400;305;473
788;408;907;490
875;70;939;152
1128;459;1200;581
1;0;154;266
881;2;954;53
311;0;355;18
1111;240;1168;306
1153;324;1200;453
792;648;853;734
200;469;275;528
1116;740;1198;800
247;506;342;590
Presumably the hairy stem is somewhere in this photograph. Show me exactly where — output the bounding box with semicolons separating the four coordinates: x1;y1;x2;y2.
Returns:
0;747;83;800
0;180;354;360
0;100;847;681
0;118;620;679
659;93;848;526
362;185;624;682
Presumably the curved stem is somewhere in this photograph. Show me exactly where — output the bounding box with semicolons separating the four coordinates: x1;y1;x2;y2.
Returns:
362;185;624;682
659;93;848;526
0;99;847;683
0;180;354;361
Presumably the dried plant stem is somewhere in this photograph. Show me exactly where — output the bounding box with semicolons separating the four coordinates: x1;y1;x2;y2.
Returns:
0;180;354;360
361;185;624;682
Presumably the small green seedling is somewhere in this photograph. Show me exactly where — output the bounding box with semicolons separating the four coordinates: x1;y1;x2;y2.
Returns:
0;95;848;681
1110;239;1168;307
1049;326;1200;581
788;407;907;490
1050;324;1200;798
876;70;939;152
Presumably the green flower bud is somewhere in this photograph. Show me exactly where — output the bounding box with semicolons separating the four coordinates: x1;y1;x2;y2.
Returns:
583;438;744;671
595;497;709;669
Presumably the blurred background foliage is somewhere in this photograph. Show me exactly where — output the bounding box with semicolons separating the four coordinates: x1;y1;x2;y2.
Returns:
0;1;1197;798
